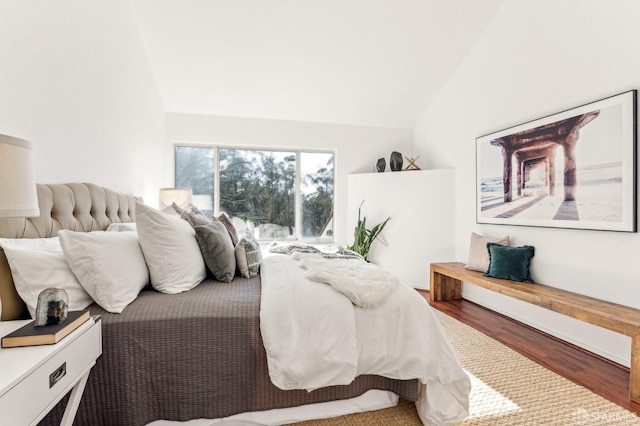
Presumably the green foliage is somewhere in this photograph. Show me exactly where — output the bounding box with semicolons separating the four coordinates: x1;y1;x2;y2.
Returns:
219;150;296;232
302;157;334;237
346;201;390;261
176;147;335;239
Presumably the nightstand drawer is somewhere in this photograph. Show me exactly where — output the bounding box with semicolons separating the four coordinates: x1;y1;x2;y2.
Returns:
0;319;101;425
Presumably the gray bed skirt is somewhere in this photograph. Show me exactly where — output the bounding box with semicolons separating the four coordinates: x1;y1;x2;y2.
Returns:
40;275;418;426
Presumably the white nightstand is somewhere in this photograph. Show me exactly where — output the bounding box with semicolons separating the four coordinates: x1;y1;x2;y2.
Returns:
0;316;102;426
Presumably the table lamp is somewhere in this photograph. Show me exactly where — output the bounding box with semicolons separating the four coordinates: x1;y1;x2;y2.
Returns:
158;187;193;210
0;134;39;218
0;134;40;321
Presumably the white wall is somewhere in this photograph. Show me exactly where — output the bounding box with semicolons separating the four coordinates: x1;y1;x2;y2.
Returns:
0;0;165;204
166;113;413;244
414;0;640;366
348;169;455;288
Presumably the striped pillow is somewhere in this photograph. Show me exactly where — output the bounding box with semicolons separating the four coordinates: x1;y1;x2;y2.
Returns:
235;237;262;278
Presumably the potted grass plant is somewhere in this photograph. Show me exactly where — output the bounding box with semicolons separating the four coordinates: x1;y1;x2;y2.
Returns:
346;201;391;261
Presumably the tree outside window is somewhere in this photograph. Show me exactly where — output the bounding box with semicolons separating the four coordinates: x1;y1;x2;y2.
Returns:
175;145;334;241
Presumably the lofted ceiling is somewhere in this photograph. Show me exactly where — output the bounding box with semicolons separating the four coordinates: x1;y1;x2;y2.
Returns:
129;0;504;129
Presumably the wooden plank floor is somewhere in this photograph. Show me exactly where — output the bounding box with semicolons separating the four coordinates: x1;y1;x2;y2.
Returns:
417;290;640;416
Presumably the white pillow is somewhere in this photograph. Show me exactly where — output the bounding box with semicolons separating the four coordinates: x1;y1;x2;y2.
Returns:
135;201;206;293
465;232;510;272
106;222;137;232
58;230;149;313
0;237;93;318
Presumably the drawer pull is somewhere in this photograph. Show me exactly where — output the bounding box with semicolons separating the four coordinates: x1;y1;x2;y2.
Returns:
49;362;66;388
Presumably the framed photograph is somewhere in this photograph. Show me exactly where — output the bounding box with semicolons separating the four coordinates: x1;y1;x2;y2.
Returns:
476;90;637;232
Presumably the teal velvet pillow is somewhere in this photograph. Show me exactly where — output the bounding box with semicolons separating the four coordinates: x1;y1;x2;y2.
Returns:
484;243;535;283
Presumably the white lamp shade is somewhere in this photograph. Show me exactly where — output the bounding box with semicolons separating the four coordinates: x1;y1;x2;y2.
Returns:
159;187;193;210
0;135;39;218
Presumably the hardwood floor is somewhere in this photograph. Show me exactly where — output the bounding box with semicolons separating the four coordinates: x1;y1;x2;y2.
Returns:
417;290;640;416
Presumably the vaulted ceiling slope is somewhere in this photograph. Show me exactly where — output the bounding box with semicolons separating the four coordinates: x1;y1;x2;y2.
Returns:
129;0;504;129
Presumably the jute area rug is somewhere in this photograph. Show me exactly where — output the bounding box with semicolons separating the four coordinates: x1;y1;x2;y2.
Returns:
292;310;640;425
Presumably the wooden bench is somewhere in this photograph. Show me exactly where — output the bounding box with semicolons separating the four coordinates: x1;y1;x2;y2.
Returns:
430;261;640;403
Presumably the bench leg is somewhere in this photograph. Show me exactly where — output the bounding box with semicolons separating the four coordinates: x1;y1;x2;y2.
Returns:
631;334;640;403
430;270;462;302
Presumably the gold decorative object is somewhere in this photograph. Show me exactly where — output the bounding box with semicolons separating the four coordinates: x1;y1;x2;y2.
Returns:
404;155;421;171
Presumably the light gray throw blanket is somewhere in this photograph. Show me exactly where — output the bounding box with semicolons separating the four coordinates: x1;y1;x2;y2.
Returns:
291;252;398;308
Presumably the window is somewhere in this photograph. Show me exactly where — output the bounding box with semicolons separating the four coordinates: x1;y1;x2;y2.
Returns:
219;149;296;239
175;145;334;241
175;146;215;211
301;152;334;238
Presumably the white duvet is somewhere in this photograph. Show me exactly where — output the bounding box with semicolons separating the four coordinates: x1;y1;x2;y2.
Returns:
260;254;471;426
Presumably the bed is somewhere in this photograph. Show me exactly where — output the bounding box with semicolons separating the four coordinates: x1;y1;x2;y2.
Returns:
0;183;470;426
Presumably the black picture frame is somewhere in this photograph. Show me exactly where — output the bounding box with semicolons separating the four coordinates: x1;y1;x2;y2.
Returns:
476;90;637;232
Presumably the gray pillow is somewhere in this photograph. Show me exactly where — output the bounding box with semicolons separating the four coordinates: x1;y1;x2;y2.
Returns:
217;212;239;246
172;203;212;229
180;210;212;228
195;222;236;283
235;237;261;278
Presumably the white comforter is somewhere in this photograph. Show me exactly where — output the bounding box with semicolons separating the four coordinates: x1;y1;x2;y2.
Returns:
260;254;471;426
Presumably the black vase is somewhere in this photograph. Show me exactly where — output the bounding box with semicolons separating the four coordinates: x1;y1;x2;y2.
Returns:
376;158;386;172
390;151;403;171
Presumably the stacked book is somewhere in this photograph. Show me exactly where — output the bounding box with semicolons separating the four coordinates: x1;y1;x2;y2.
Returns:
1;310;91;348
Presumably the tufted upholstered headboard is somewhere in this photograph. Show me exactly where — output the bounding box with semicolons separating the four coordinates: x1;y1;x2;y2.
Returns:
0;183;138;320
